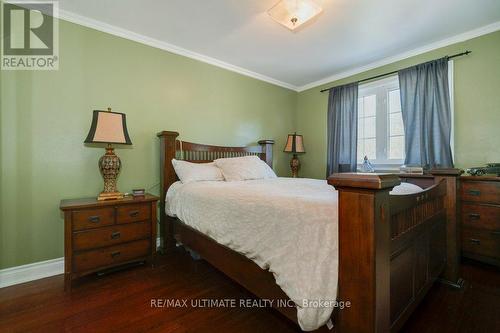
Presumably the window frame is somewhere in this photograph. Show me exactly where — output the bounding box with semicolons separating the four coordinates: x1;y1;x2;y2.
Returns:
357;75;403;168
356;62;454;171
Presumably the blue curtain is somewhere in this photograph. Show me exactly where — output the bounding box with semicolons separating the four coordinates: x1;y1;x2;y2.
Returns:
398;58;454;168
326;83;359;176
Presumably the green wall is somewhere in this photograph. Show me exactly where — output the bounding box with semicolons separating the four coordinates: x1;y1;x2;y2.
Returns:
0;20;296;269
296;31;500;179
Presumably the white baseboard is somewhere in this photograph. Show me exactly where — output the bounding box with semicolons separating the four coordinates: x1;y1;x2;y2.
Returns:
0;258;64;289
0;237;162;289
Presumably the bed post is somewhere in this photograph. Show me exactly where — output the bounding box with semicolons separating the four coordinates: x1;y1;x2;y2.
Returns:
430;168;463;288
328;173;401;333
258;140;274;167
157;131;179;252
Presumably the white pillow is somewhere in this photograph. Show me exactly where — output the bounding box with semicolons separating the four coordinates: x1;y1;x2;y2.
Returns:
260;159;278;179
214;155;277;181
171;159;224;184
390;182;423;195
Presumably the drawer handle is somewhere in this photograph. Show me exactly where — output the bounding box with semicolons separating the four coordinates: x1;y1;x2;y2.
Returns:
468;189;481;196
88;216;100;223
468;213;480;220
469;238;481;245
111;251;121;258
111;231;121;239
129;210;140;217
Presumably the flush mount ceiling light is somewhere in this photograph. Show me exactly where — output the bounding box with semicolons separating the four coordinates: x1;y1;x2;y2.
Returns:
268;0;323;31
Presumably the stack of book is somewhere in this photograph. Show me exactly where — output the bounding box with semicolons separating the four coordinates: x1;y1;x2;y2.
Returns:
132;188;146;197
399;165;424;174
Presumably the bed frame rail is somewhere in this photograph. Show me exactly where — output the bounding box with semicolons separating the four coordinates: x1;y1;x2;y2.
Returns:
175;140;270;163
389;181;446;238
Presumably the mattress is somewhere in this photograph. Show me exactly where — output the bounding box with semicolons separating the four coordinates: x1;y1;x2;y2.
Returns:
165;177;422;331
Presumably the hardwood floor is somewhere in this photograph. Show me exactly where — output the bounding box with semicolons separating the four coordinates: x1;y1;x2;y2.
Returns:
1;250;498;332
401;258;500;333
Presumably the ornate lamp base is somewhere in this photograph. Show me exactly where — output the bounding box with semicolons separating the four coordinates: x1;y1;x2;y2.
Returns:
97;145;124;201
290;154;300;178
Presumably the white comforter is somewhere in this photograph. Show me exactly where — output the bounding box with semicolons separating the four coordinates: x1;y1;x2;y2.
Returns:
166;178;421;331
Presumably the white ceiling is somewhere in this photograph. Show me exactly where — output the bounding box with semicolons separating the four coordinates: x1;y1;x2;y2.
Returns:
58;0;500;90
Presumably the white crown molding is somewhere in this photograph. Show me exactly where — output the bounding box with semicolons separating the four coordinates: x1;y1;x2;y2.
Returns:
47;9;500;93
0;258;64;289
57;9;299;91
0;238;162;289
296;20;500;92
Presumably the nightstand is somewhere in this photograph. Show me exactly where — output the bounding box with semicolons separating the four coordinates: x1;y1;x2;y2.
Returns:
460;176;500;266
60;194;159;290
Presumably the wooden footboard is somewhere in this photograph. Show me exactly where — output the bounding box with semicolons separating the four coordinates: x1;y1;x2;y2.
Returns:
328;171;461;333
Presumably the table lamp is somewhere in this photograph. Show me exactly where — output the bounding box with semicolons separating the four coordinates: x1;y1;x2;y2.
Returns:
283;133;305;178
84;107;132;201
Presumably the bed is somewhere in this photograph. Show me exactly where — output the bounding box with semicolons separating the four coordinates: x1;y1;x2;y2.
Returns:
158;131;462;332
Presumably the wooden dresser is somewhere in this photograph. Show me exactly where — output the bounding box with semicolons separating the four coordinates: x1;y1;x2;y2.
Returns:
60;194;159;289
460;176;500;266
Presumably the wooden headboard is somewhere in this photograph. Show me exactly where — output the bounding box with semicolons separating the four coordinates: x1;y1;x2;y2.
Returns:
157;131;274;249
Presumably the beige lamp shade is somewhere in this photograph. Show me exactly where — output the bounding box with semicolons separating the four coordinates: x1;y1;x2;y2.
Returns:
84;109;132;145
284;133;305;153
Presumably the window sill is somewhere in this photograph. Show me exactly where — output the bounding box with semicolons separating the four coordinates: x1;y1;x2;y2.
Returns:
357;164;402;173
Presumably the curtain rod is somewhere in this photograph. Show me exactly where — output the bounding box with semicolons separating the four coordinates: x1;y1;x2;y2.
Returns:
320;50;472;93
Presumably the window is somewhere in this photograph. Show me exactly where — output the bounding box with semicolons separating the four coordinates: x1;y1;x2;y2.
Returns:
388;89;404;160
357;62;454;168
357;75;404;167
357;94;377;161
